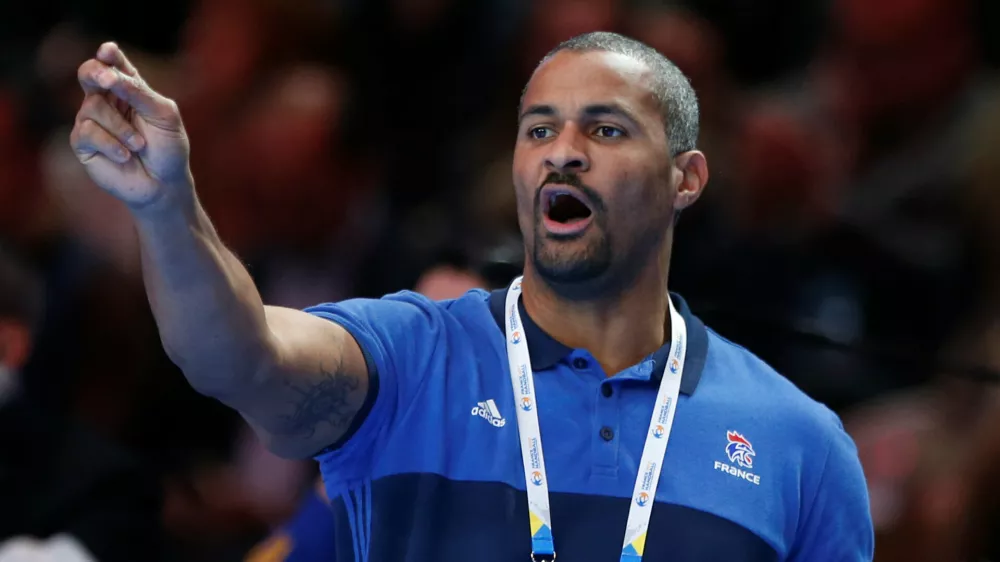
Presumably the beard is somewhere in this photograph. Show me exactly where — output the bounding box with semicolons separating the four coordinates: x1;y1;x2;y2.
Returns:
530;178;612;286
531;225;613;285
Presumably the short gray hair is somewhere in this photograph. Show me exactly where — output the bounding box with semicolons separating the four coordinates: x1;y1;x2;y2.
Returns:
528;31;700;156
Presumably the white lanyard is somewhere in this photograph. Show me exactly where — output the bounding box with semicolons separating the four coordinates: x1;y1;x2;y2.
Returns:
503;276;687;562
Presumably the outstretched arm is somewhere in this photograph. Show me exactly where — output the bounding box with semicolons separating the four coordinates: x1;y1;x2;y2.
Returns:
69;42;368;459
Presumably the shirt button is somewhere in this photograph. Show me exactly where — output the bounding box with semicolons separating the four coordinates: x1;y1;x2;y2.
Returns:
601;385;613;398
600;426;615;441
573;357;589;369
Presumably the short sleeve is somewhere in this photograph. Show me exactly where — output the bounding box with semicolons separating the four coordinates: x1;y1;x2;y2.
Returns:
789;415;875;561
304;290;446;490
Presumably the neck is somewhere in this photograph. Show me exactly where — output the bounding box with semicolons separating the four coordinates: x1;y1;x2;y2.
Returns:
520;246;673;376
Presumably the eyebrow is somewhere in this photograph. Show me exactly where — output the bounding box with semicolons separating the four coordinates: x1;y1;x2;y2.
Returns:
518;103;642;129
518;104;556;123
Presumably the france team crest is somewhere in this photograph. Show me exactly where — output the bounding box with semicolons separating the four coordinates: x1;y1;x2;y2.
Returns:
725;431;755;469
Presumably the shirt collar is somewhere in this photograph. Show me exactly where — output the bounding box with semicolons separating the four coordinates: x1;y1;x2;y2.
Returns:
488;288;708;395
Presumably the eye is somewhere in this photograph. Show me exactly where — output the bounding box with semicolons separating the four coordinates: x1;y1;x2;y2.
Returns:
528;126;555;140
594;125;626;138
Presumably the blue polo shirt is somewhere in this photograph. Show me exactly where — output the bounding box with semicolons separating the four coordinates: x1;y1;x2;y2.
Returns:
307;288;873;562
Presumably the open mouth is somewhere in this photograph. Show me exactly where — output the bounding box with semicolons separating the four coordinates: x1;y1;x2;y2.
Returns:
539;185;595;237
542;187;593;224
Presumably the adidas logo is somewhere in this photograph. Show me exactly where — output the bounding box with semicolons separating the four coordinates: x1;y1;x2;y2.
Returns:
471;399;506;427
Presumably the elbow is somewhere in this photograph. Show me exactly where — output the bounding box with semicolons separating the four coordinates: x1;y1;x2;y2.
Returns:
164;335;278;400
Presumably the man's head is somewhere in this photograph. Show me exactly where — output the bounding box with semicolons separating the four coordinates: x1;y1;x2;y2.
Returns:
0;245;43;372
513;31;709;297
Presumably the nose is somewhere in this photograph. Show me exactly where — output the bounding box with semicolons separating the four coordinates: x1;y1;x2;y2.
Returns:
544;124;590;174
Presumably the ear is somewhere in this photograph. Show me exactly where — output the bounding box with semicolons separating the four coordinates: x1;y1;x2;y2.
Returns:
672;150;709;211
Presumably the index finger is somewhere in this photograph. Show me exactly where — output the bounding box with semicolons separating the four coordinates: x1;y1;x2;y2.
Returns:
95;42;138;78
77;58;111;95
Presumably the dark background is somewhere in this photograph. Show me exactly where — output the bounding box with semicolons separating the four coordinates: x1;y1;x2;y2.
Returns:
3;0;1000;559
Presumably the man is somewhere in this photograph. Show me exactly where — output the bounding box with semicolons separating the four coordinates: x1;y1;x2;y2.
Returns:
70;32;873;561
0;245;162;561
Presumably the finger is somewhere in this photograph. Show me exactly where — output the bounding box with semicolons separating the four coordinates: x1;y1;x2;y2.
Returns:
70;119;132;165
77;95;146;152
94;43;140;116
95;42;138;77
94;66;175;123
77;59;112;96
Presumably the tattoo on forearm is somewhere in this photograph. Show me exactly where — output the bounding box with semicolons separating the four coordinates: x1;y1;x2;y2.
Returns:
280;359;361;439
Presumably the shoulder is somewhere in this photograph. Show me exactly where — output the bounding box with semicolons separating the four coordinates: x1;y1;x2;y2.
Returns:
698;328;870;543
303;288;496;362
305;288;492;328
698;335;876;557
701;328;850;454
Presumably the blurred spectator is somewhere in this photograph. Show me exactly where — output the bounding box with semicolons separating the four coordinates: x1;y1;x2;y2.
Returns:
0;244;163;561
680;0;826;86
519;0;622;76
839;88;1000;562
412;264;488;301
244;480;335;562
0;88;55;249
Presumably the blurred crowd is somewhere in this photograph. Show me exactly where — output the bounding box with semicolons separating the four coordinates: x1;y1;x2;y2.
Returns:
2;0;1000;560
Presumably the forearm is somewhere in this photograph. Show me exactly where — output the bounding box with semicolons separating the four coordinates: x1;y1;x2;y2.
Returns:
133;190;273;395
69;43;372;458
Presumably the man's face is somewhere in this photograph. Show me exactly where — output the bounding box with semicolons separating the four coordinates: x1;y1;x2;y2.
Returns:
513;50;677;291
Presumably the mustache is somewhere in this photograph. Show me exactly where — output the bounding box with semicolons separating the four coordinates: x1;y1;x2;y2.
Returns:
535;172;606;212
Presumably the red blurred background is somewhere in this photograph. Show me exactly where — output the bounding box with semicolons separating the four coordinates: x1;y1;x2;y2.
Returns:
2;0;1000;560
